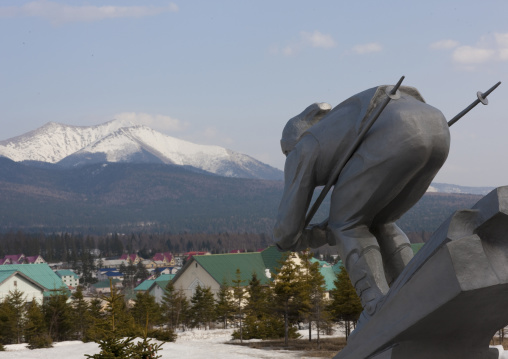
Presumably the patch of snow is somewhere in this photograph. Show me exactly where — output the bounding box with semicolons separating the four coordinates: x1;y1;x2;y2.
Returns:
1;329;305;359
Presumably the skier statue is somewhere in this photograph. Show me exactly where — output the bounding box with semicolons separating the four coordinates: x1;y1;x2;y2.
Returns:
273;84;450;323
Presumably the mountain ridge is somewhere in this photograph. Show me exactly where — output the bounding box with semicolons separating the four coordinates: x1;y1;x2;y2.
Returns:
0;119;283;180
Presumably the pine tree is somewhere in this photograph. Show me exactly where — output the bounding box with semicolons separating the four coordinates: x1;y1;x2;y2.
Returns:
215;279;234;329
43;291;74;342
135;261;149;283
3;289;27;344
300;253;330;347
238;272;285;340
190;285;216;329
72;286;91;340
103;281;137;337
25;300;53;349
85;280;144;359
328;265;363;340
231;268;245;342
271;253;304;347
131;291;160;332
85;297;109;342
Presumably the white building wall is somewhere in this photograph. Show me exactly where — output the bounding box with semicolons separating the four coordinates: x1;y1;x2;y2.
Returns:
0;275;44;304
172;260;220;300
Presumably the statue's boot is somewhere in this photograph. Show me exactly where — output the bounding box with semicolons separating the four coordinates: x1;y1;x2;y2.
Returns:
347;248;389;335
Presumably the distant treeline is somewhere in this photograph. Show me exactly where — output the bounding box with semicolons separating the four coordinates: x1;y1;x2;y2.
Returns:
0;231;273;262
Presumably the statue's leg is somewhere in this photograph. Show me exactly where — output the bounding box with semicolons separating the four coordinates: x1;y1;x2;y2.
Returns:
330;224;389;317
370;222;413;286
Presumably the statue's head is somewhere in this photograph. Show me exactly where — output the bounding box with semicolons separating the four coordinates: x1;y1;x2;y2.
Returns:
280;102;332;156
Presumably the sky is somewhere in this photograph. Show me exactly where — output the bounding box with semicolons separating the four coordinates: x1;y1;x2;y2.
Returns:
0;0;507;187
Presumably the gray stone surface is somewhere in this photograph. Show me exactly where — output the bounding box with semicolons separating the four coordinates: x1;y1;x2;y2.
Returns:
335;187;508;359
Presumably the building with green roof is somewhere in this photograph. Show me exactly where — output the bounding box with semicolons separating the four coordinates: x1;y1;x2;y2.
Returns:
0;270;47;304
172;246;285;299
0;263;68;298
55;269;80;288
147;274;176;303
91;279;122;294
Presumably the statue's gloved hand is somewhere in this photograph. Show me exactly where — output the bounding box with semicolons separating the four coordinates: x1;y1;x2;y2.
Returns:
292;219;331;251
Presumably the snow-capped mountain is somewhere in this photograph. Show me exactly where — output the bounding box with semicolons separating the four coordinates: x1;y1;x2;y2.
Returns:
0;120;283;180
426;183;493;195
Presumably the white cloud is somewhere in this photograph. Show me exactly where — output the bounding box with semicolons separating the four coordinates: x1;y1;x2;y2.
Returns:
113;112;189;133
430;39;459;50
0;0;178;24
352;42;382;54
495;33;508;60
446;32;508;67
277;30;336;56
300;30;336;49
452;46;496;64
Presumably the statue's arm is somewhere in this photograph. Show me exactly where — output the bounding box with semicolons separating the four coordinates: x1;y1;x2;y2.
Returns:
274;135;319;251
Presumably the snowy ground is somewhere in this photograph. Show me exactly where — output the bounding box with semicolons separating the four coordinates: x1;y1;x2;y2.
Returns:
0;329;308;359
1;329;508;358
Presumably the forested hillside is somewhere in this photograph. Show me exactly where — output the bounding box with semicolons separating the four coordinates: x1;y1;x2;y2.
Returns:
0;157;483;237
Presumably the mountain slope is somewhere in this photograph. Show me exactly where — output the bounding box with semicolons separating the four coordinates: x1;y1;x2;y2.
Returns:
0;120;283;180
0;157;484;235
0;119;137;163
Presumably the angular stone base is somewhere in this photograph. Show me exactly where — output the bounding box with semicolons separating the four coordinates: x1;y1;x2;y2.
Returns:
335;187;508;359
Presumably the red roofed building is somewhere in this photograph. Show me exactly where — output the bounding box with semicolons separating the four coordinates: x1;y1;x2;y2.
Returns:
24;255;46;264
4;254;25;265
151;252;175;267
1;254;46;265
120;253;142;264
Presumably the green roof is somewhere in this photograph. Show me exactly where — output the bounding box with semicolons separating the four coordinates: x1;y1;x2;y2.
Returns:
155;274;175;283
0;264;67;292
0;270;17;284
55;270;79;279
136;274;175;292
193;246;284;287
319;265;337;291
332;260;343;274
135;279;155;291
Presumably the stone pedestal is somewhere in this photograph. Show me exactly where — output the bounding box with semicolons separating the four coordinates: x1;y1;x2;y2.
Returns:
335;187;508;359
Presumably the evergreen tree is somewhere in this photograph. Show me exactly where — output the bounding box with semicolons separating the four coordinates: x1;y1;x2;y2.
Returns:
120;261;138;289
84;297;109;342
25;300;53;349
328;265;363;339
236;272;285;340
84;279;161;359
81;252;97;286
160;282;190;330
135;261;149;283
2;289;27;344
300;252;330;346
72;286;91;340
131;292;160;332
43;291;74;342
103;281;137;337
190;285;216;329
272;253;304;347
215;279;234;329
231;268;245;342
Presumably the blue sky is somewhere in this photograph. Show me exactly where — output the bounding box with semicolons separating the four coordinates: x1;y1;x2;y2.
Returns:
1;0;507;187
